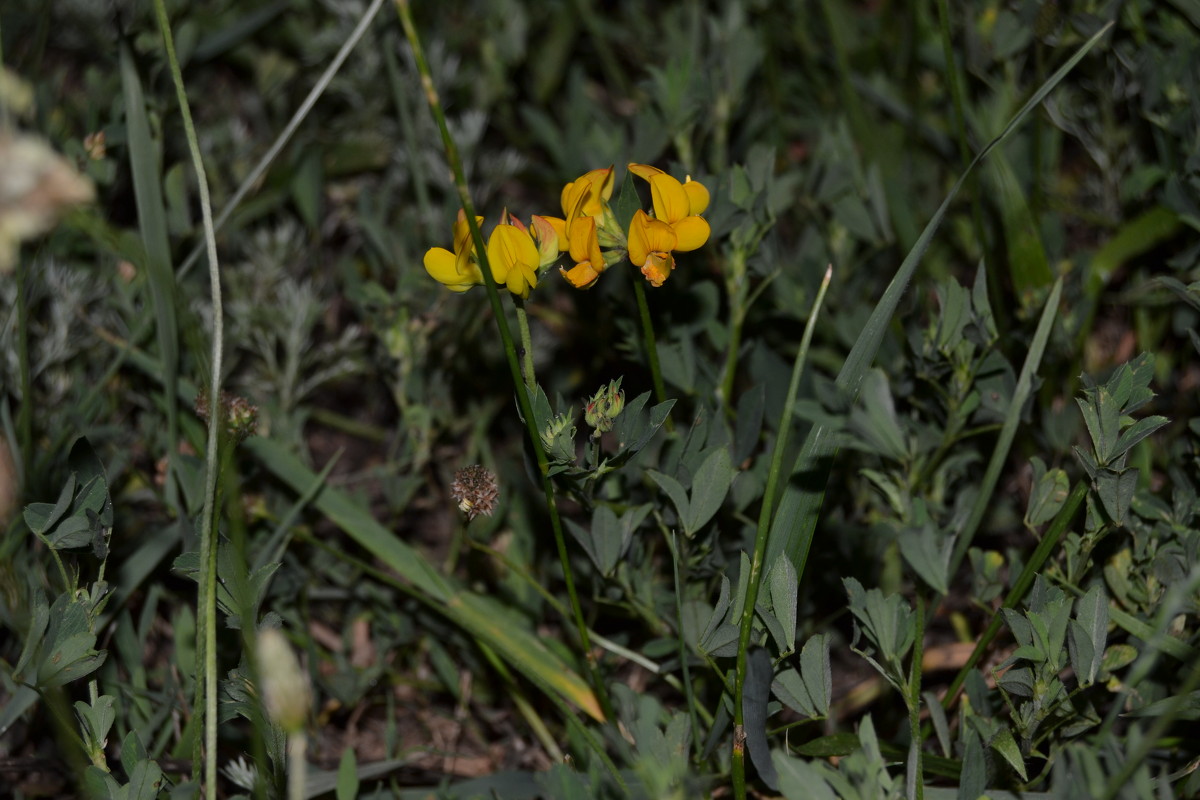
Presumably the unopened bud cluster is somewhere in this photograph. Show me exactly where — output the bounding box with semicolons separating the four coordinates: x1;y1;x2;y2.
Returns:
584;378;625;437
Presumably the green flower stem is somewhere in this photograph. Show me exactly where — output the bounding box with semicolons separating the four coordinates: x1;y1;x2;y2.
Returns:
395;0;615;726
732;266;832;800
152;1;224;794
513;296;535;390
632;276;670;410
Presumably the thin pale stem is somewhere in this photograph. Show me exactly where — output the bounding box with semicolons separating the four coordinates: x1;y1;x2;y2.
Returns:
732;266;832;799
152;1;224;794
15;257;32;485
907;593;925;800
394;0;614;725
286;732;307;800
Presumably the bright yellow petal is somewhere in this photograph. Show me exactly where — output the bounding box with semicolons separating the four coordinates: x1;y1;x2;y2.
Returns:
452;214;485;254
648;173;689;224
424;246;477;292
628;163;664;181
580;167;615;212
488;224;540;297
542;216;569;252
683;179;710;215
560;261;601;289
567;216;602;269
628;210;677;268
671;215;711;252
640;251;675;287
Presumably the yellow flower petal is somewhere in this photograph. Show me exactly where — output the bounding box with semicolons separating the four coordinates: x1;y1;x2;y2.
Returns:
568;216;603;270
628;163;664;181
424;246;478;292
671;215;711;252
628;209;676;266
542;215;569;252
683;178;710;215
640;251;675;287
579;167;615;213
488;224;539;298
648;173;690;224
560;261;601;289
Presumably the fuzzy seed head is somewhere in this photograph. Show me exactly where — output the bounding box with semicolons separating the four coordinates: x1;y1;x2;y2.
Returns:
450;465;499;521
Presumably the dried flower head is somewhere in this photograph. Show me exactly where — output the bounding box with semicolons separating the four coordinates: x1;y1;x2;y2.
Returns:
450;465;499;521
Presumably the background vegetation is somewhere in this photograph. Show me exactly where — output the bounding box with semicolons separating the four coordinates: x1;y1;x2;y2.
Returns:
1;0;1198;798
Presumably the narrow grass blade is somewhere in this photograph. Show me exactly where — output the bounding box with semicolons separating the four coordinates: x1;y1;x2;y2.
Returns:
948;277;1062;575
119;43;180;503
764;22;1114;576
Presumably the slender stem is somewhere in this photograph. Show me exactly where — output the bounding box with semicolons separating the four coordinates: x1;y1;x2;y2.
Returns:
513;297;535;390
15;257;32;482
632;277;669;407
720;250;748;412
667;531;703;761
395;0;614;724
152;1;224;794
732;266;832;800
286;732;307;800
907;593;925;800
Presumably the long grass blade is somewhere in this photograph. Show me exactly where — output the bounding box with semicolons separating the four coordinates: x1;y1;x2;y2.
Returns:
119;43;180;508
948;277;1062;575
764;22;1114;577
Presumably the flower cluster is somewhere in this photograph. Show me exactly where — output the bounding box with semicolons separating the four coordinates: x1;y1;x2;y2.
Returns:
424;163;710;296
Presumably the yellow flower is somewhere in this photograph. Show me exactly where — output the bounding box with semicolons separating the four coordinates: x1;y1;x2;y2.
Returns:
487;218;539;299
424;210;484;293
628;163;710;252
544;167;615;253
424;210;540;298
627;209;679;287
560;215;605;289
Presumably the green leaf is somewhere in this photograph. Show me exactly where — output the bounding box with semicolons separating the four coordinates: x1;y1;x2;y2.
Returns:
1095;468;1138;525
1025;457;1069;527
773;753;837;800
957;732;986;800
336;746;359;800
986;150;1052;302
768;555;798;654
793;731;861;757
684;447;735;534
744;648;779;790
647;470;690;528
125;759;165;800
773;668;817;717
990;727;1028;781
1108;415;1169;462
1072;585;1108;685
23;474;76;535
765;20;1112;576
799;634;831;717
898;525;950;595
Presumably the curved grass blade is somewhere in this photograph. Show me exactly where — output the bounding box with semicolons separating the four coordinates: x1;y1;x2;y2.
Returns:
764;21;1114;576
